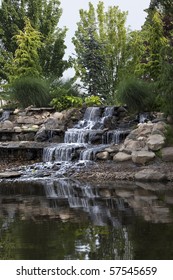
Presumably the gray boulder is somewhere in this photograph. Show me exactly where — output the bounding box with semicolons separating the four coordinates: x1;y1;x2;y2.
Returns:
132;151;155;165
113;152;131;162
147;134;165;151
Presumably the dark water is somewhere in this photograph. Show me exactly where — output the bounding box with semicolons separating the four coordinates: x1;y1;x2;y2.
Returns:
0;178;173;260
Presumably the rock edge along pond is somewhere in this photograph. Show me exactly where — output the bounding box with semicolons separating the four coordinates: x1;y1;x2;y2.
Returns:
0;105;173;182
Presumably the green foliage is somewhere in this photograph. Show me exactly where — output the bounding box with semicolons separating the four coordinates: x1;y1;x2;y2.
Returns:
7;17;42;82
50;96;82;111
117;77;156;112
9;76;51;108
49;79;82;111
140;8;167;81
72;1;129;102
0;0;67;82
84;95;102;106
156;44;173;115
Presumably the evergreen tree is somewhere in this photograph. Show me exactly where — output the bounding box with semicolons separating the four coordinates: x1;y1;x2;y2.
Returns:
8;17;42;81
0;0;67;81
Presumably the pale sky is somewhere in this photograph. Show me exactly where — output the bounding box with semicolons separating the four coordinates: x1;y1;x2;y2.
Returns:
59;0;151;78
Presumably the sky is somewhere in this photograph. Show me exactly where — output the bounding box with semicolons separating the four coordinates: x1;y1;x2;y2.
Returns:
59;0;151;78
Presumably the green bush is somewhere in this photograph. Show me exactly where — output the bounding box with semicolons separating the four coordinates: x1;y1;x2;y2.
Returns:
49;78;83;111
84;95;102;106
50;95;83;111
9;76;51;108
117;77;156;112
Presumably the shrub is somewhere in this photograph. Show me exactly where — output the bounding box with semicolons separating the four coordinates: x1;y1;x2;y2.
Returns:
9;76;51;108
84;95;102;106
49;78;83;111
117;77;156;112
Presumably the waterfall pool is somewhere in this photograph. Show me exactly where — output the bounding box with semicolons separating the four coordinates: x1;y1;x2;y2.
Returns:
0;177;173;260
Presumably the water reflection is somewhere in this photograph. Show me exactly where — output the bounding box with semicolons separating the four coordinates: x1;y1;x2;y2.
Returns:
0;178;173;259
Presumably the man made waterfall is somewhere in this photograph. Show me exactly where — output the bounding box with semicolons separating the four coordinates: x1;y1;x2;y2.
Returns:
0;110;10;122
43;106;130;163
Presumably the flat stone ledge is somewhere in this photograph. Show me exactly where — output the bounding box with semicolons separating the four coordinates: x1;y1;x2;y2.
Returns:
135;169;167;182
0;171;22;179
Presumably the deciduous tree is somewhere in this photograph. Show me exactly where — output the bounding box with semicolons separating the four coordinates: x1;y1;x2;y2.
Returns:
72;1;128;103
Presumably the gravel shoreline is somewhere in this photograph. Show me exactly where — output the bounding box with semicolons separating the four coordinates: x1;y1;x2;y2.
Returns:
1;158;173;183
71;160;173;182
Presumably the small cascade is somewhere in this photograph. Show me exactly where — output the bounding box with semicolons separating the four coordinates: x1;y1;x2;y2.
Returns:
43;106;131;164
0;110;10;122
103;128;130;145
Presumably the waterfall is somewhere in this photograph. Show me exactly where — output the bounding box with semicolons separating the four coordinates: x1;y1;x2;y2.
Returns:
43;106;130;163
0;110;10;122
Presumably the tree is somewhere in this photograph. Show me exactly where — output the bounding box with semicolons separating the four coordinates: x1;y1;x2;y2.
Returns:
139;8;167;81
0;0;67;81
8;17;42;81
72;1;128;103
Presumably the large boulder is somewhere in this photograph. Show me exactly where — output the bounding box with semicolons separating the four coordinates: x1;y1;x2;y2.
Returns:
113;152;131;162
122;139;146;153
132;151;155;165
152;121;166;134
161;147;173;162
147;134;165;151
135;169;167;181
1;120;14;130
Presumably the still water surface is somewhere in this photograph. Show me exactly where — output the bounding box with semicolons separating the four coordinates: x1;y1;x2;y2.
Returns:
0;178;173;260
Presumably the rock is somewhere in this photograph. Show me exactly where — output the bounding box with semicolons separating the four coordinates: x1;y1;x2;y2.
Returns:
14;126;22;133
35;127;48;142
137;122;153;136
13;108;20;114
152;122;166;134
31;125;39;130
2;120;14;130
53;112;64;120
132;151;155;165
147;134;165;151
135;169;167;181
161;147;173;162
105;144;119;153
123;139;146;152
113;152;131;162
0;171;22;178
96;151;109;160
44;117;59;130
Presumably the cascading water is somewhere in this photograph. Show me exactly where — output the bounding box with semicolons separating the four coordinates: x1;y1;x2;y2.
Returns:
43;106;130;163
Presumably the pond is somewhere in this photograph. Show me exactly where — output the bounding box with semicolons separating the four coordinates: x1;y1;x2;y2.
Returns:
0;178;173;260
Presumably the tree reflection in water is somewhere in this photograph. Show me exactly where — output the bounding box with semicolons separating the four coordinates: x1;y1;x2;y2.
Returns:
0;179;173;260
